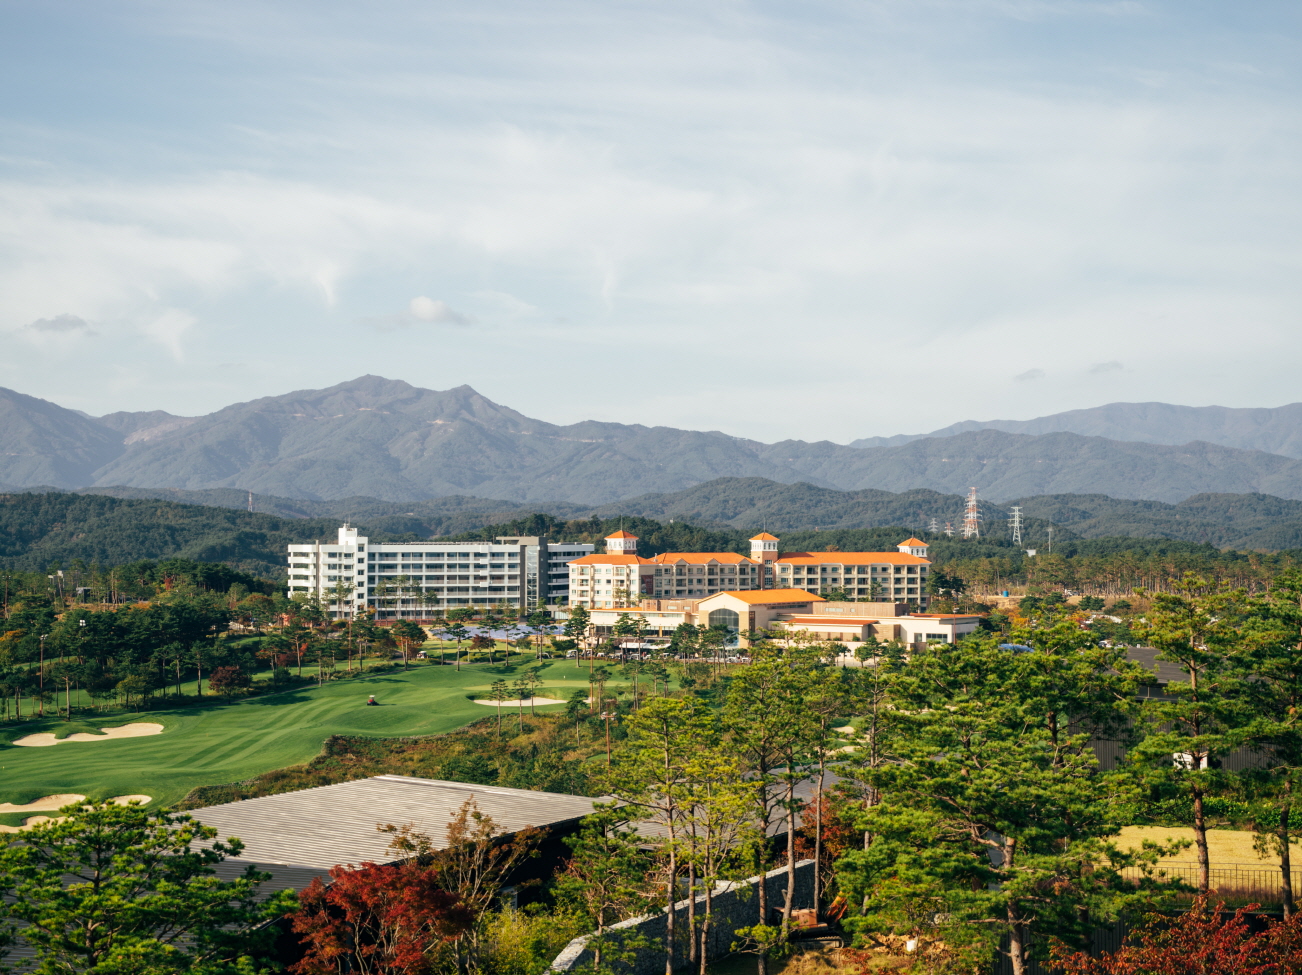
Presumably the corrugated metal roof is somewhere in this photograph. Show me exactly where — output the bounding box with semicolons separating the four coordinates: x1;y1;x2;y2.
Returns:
191;775;602;871
1125;646;1186;686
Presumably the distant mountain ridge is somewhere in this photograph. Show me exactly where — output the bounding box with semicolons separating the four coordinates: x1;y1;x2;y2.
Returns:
851;401;1302;458
7;378;1302;504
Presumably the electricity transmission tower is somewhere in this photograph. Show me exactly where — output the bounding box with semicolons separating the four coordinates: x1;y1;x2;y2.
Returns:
961;487;981;539
1009;506;1023;546
928;517;939;534
944;523;955;537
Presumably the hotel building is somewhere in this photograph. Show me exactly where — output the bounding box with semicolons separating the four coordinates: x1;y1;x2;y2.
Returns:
568;532;933;610
287;525;593;619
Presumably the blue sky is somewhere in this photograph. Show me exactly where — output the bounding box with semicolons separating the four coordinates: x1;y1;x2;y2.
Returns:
2;1;1300;441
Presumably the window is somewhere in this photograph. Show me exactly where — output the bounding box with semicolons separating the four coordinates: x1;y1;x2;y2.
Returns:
708;609;740;633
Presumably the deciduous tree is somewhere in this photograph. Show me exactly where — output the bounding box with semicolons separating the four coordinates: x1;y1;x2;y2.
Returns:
1050;897;1302;975
290;861;470;975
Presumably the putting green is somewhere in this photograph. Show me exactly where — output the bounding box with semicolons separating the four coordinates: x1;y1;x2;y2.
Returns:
0;660;621;810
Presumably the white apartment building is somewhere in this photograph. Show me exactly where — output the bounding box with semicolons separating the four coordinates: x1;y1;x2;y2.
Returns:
568;532;931;609
287;525;593;619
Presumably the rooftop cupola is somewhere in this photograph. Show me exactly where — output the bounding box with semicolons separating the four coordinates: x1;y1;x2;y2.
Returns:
750;532;779;563
605;530;639;555
898;537;929;558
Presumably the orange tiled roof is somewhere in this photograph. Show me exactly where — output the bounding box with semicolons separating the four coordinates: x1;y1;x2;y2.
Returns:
899;537;927;547
777;552;930;565
605;530;638;539
652;552;759;565
750;532;779;541
568;554;652;566
703;589;826;605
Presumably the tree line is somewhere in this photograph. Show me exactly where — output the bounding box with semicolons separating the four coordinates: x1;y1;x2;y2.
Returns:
9;569;1302;973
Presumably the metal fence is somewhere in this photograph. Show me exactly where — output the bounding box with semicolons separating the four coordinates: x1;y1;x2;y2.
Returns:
989;867;1297;974
1121;861;1301;904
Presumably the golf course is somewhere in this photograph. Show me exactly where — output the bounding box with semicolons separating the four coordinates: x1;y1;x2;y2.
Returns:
0;658;615;811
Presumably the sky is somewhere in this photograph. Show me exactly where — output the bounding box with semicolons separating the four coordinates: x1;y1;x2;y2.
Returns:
2;0;1300;442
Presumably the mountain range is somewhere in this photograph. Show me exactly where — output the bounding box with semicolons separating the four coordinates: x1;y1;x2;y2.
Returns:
852;402;1302;457
15;476;1302;555
7;376;1302;505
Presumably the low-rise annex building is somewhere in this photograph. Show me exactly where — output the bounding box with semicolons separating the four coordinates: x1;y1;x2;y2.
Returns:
583;592;980;649
568;532;933;609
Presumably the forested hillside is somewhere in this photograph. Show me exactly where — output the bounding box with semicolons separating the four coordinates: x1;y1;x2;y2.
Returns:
0;493;414;578
73;485;581;536
28;477;1302;550
593;478;1302;549
4;491;1299;600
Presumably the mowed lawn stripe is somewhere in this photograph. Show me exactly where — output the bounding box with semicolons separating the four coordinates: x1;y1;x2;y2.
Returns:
0;659;611;808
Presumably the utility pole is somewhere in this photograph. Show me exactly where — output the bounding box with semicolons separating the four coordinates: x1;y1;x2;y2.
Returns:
601;711;615;766
39;634;47;716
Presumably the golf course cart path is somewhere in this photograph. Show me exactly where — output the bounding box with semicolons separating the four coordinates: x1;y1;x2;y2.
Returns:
13;723;165;747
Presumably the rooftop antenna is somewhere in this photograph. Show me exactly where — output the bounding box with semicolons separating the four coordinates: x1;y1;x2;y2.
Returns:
1009;506;1023;547
961;487;981;539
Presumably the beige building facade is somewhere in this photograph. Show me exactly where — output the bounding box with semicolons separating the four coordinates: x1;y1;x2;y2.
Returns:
568;532;932;609
583;590;979;649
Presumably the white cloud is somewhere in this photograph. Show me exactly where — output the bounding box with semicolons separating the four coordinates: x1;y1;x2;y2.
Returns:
409;296;473;325
362;297;476;330
140;309;197;360
0;1;1299;433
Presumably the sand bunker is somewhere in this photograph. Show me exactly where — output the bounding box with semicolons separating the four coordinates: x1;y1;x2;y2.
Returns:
12;723;164;747
473;697;572;707
0;793;86;814
0;794;153;833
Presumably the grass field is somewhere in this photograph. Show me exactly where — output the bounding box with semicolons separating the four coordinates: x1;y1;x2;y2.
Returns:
1116;825;1302;867
0;657;624;811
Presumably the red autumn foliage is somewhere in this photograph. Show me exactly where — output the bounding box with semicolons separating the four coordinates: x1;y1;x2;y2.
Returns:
1050;897;1302;975
289;861;473;975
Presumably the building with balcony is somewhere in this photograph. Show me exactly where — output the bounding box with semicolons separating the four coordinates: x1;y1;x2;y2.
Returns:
287;525;593;619
567;532;932;609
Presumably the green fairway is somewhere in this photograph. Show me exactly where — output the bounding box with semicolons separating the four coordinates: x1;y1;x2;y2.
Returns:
0;660;622;810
